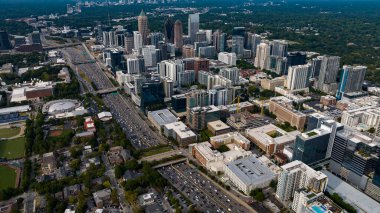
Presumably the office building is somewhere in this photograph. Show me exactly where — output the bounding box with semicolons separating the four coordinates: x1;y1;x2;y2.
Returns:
194;58;210;76
174;20;183;49
208;86;235;106
171;94;187;112
140;80;165;111
269;96;307;130
207;120;231;136
187;105;220;130
270;40;288;57
138;10;149;45
341;107;380;135
224;155;276;194
164;121;196;147
157;60;184;87
254;42;270;69
261;76;286;91
124;32;134;53
179;70;195;87
218;52;237;66
163;17;174;43
147;109;177;132
142;45;158;67
317;56;340;94
220;67;239;85
268;56;288;75
209;131;250;150
309;56;323;78
182;45;195;58
162;78;174;99
250;34;262;58
336;65;367;100
286;64;311;91
102;30;115;47
149;32;164;47
287;51;307;67
276;160;328;202
330;129;380;198
126;57;144;74
188;13;199;42
246;124;299;156
231;36;244;57
198;46;216;58
133;31;143;52
186;89;209;109
195;31;207;43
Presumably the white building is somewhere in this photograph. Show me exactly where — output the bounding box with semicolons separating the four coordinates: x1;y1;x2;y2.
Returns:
218;52;237;66
220;67;240;85
126;57;144;74
341;106;380;135
286;64;310;91
133;31;143;52
142;45;158;67
276;160;328;203
254;42;270;70
224;155;276;194
163;121;196;146
158;60;185;87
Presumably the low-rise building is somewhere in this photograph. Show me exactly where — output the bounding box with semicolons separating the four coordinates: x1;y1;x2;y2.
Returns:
207;120;230;136
224;155;276;194
246;124;299;156
84;117;96;132
107;146;130;165
210;132;250;150
260;76;285;91
163;121;197;147
97;111;112;121
269;96;307;130
147;109;178;132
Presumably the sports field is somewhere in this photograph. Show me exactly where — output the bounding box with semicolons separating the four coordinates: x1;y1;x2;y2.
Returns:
0;127;21;139
0;165;17;190
0;137;26;159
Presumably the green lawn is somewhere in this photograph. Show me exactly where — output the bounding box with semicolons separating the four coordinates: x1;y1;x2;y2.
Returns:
0;166;17;190
0;127;21;139
141;146;173;157
0;137;26;159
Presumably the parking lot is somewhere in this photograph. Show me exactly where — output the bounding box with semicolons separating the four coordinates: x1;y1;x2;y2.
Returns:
158;163;250;213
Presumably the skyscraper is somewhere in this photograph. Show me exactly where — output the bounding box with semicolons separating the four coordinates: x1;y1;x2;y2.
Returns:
270;40;288;57
188;13;199;43
174;20;183;49
133;31;143;52
286;64;310;91
251;34;262;58
336;65;367;100
164;17;174;43
317;55;340;93
138;10;149;45
254;42;270;69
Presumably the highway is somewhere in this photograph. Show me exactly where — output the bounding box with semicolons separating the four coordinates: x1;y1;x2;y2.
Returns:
62;44;166;149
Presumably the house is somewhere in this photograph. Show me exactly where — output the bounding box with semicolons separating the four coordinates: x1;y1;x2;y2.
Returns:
93;189;112;208
84;117;96;132
107;146;130;165
97;112;112;121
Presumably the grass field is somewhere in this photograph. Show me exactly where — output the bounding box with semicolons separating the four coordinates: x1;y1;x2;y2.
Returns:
0;137;26;159
0;166;17;190
141;146;173;157
0;127;21;139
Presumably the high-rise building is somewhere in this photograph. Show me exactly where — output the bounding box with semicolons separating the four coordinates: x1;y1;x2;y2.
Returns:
157;60;184;87
220;67;239;85
186;89;209;109
287;51;307;68
194;58;209;80
133;31;143;52
218;52;237;66
317;55;340;93
188;13;199;43
163;17;174;43
198;46;216;58
195;31;207;43
179;70;196;87
251;34;262;58
148;32;164;47
138;10;149;45
276;160;328;202
286;64;310;91
142;45;158;67
268;56;287;75
336;65;367;100
174;20;183;50
115;31;125;47
330;129;380;191
126;57;145;74
182;45;195;58
124;32;134;53
309;56;323;78
140;80;165;111
232;27;246;37
270;40;288;57
254;42;270;69
163;78;174;98
103;30;116;47
231;36;244;58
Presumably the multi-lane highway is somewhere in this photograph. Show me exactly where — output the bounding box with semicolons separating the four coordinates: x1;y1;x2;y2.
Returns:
63;44;165;149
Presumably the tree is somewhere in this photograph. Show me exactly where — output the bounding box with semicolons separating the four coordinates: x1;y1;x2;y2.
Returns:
269;180;277;189
368;127;376;134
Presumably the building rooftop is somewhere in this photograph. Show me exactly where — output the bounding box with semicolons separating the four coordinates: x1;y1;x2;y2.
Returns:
208;120;230;131
164;121;196;139
323;170;380;213
246;124;299;146
148;109;177;126
282;160;327;181
226;155;275;187
210;132;250;147
0;105;30;115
